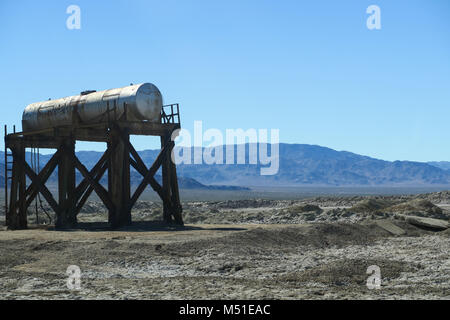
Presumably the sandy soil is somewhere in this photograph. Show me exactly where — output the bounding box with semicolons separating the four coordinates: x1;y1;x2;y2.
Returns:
0;191;449;300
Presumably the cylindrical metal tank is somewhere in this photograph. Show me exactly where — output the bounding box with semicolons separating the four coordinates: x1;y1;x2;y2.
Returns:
22;83;163;132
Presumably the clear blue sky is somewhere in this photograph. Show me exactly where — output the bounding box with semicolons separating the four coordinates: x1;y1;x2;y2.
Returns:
0;0;449;161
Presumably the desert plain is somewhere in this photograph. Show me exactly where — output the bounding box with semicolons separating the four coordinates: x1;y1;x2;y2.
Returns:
0;190;449;300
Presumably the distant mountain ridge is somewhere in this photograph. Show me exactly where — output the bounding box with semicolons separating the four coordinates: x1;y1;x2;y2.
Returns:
0;144;449;187
428;161;450;171
172;144;450;186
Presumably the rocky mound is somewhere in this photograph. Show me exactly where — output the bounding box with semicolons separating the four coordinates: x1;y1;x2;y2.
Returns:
386;199;447;220
286;204;323;214
349;199;397;214
414;191;450;204
279;258;417;286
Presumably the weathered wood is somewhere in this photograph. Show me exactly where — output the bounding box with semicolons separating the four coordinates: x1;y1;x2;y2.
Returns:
72;154;114;212
8;122;179;143
25;149;61;208
129;143;165;200
63;146;112;217
17;143;27;229
161;135;173;224
108;127;131;228
7;141;27;229
74;162;108;216
129;131;183;225
56;139;76;229
5;119;184;229
4;125;8;224
130;157;165;201
69;145;113;207
129;139;172;210
169;158;183;225
23;160;60;216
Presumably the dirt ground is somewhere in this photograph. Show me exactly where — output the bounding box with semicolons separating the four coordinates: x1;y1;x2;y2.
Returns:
0;191;449;300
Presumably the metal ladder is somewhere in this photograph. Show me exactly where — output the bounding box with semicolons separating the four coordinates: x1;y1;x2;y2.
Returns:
4;125;15;214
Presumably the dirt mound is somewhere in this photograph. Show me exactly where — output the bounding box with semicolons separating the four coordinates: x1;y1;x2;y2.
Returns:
387;199;447;219
414;191;450;204
279;258;419;286
300;223;395;247
165;222;395;256
0;240;38;268
350;199;396;214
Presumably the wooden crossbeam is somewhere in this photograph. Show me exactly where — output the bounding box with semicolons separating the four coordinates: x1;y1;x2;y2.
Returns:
129;140;173;210
71;148;111;204
72;154;114;212
47;145;112;219
128;130;182;225
128;142;166;199
22;160;60;215
130;157;165;200
25;149;62;208
74;161;108;215
121;127;167;205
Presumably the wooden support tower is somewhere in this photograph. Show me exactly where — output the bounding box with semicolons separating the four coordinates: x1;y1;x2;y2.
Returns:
4;104;183;230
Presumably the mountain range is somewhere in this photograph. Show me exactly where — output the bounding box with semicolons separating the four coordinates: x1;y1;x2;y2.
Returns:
0;144;449;188
427;161;450;172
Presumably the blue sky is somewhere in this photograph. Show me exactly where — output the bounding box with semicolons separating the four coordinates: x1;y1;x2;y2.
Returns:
0;0;449;161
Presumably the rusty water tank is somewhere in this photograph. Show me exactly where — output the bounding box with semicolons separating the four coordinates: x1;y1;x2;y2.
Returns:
22;83;163;132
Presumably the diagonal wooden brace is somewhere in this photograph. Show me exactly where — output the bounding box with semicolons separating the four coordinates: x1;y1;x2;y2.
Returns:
74;161;108;216
130;157;164;200
72;153;114;212
129;140;174;210
22;160;60;215
24;149;62;209
60;146;114;216
129;143;166;201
